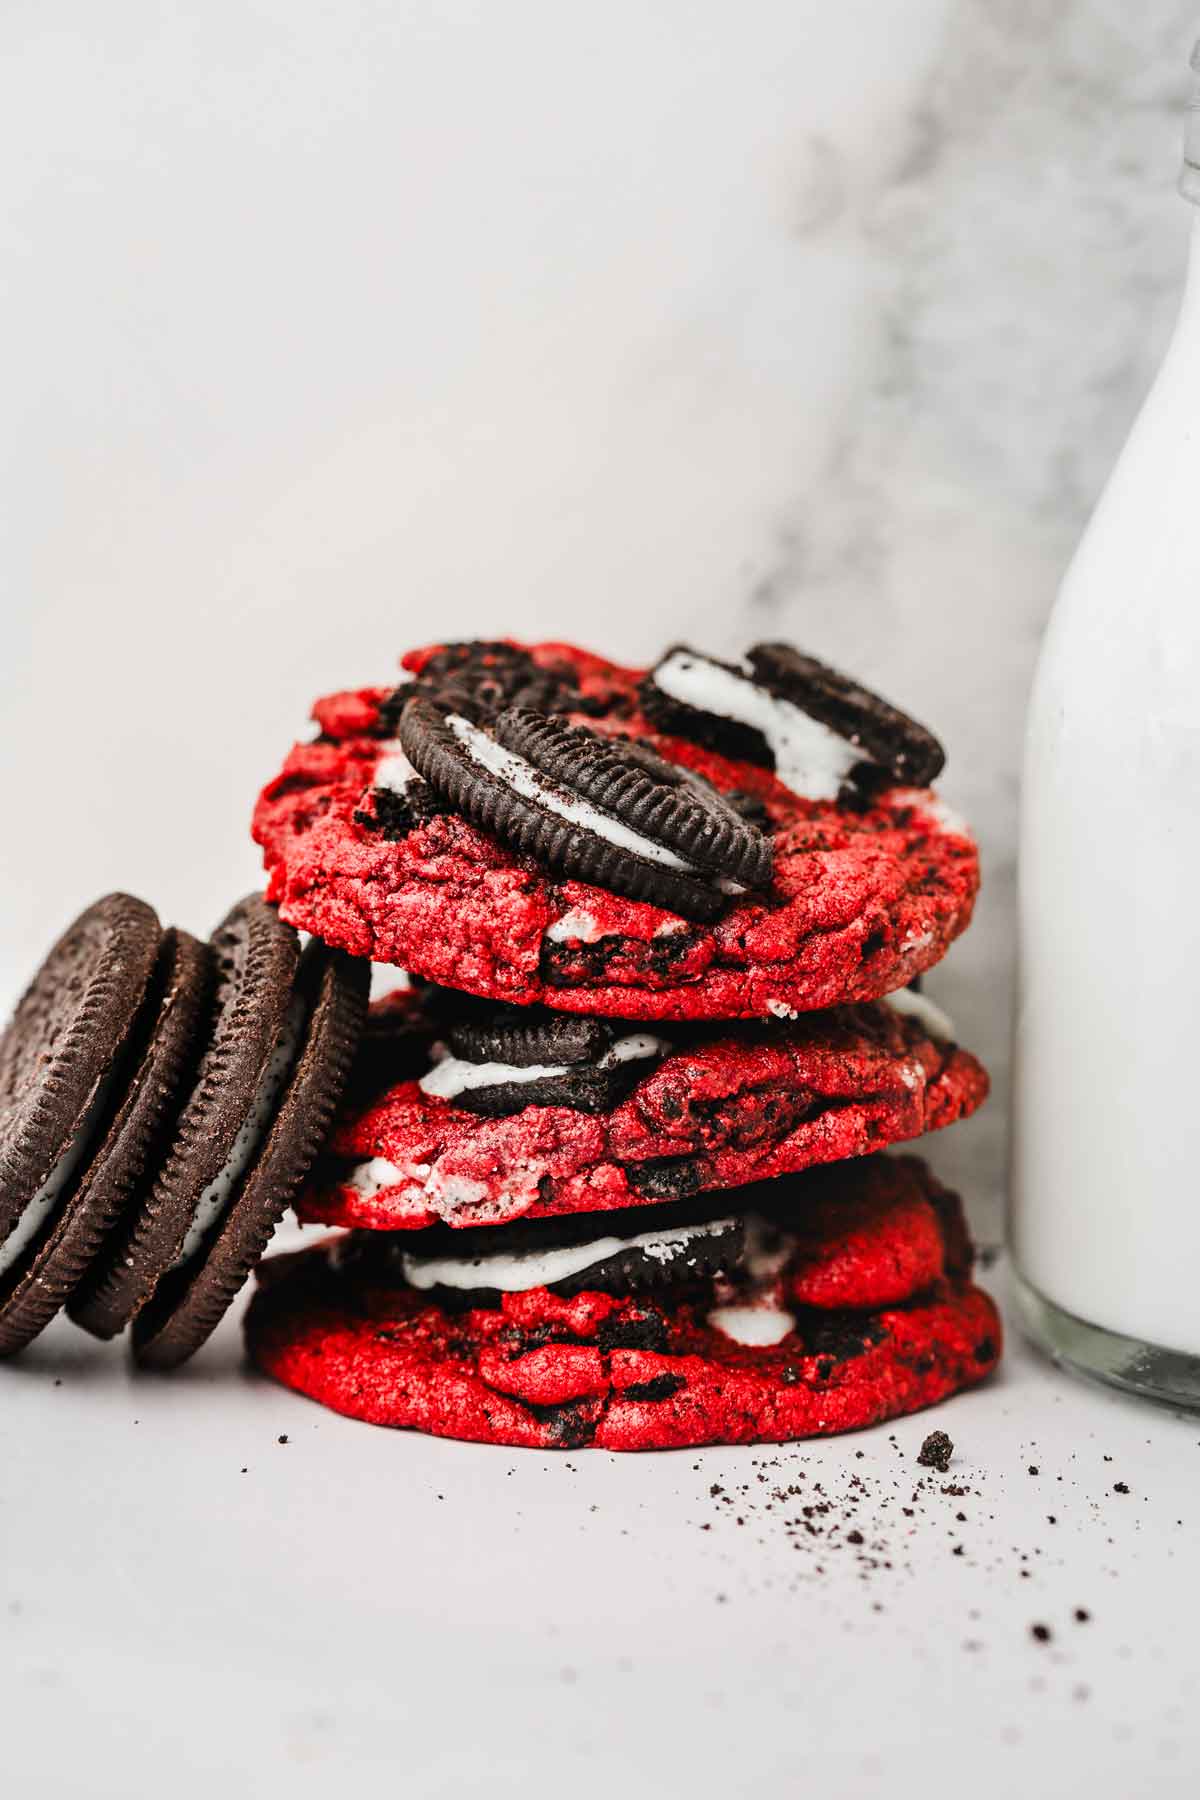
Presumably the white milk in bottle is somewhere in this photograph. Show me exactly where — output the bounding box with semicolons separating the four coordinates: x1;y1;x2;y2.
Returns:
1011;46;1200;1403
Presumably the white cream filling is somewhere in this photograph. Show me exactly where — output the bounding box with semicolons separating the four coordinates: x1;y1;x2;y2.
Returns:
652;650;862;801
707;1304;797;1346
171;994;306;1270
373;741;421;794
343;1156;414;1199
544;907;604;944
447;713;700;874
418;1032;669;1101
0;1071;113;1279
402;1211;738;1294
886;987;956;1042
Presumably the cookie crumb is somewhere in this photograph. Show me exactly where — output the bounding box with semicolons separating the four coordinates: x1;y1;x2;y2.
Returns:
917;1430;953;1473
1031;1623;1052;1644
277;1434;289;1445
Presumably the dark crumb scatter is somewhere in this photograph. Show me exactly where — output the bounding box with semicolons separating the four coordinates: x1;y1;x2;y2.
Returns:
1027;1465;1039;1476
1031;1624;1052;1644
1074;1608;1091;1624
917;1430;954;1473
846;1529;864;1546
277;1434;289;1445
1113;1482;1130;1495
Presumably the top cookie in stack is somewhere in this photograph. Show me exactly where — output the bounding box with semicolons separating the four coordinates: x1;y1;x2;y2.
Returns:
252;639;978;1019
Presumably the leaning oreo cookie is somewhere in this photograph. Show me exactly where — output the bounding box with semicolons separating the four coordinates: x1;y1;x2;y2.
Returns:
0;896;171;1354
398;697;771;921
642;643;945;797
420;1004;672;1117
132;933;369;1369
0;926;213;1356
69;893;369;1366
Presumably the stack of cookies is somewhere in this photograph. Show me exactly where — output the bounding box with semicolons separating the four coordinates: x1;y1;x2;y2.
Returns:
245;639;1000;1449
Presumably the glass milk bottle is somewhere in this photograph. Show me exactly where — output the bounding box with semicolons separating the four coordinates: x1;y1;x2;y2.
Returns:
1011;48;1200;1405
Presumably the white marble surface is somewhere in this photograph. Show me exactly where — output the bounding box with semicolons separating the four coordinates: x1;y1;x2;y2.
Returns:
3;1263;1200;1800
3;7;1200;1793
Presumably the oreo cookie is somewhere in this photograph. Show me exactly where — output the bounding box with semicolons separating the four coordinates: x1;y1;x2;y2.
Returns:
0;896;177;1355
339;1187;748;1304
398;696;772;920
418;1002;671;1117
66;893;369;1368
131;931;369;1369
641;643;945;797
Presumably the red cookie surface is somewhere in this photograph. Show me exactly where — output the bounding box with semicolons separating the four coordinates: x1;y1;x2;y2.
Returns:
299;997;987;1231
246;1156;1001;1450
252;642;979;1020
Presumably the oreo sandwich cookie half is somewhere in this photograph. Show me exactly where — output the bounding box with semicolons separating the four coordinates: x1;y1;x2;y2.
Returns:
0;925;213;1356
397;698;772;922
69;893;369;1367
641;643;945;794
253;639;979;1020
298;990;986;1231
245;1154;1002;1450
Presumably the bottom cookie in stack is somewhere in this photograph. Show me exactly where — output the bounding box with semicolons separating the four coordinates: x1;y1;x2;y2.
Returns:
245;1153;1001;1450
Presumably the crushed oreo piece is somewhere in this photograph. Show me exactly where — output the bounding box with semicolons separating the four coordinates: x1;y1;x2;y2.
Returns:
623;1373;687;1403
375;642;578;734
354;780;447;840
917;1429;954;1473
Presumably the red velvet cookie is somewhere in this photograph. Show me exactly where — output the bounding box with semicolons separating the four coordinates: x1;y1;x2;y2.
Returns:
298;993;987;1232
252;641;979;1020
246;1155;1002;1450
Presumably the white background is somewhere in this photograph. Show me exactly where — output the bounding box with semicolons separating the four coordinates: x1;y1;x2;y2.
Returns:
3;5;1200;1795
